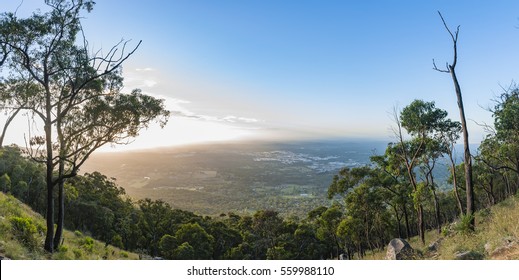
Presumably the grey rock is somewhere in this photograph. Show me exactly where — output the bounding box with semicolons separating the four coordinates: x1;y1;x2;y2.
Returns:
0;255;10;260
454;250;484;260
484;242;492;254
490;236;517;257
386;238;415;260
484;236;518;257
427;238;444;252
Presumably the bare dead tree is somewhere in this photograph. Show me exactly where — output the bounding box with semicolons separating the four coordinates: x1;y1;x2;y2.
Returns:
433;11;475;230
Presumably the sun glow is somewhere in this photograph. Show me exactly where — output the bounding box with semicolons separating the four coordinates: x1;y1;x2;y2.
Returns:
99;117;258;151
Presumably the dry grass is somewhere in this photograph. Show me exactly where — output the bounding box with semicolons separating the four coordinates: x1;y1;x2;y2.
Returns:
363;195;519;260
0;192;138;260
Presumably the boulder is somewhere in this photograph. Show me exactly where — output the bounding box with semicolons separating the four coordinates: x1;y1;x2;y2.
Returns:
386;238;415;260
454;250;484;260
487;236;518;259
427;238;444;252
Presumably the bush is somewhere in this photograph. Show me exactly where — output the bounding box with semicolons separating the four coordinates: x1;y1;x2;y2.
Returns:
80;236;95;252
54;245;71;260
455;214;475;235
9;216;39;249
73;248;83;259
59;245;69;252
111;234;124;249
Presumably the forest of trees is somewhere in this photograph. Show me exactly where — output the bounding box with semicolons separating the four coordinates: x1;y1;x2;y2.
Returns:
1;89;519;259
0;1;518;259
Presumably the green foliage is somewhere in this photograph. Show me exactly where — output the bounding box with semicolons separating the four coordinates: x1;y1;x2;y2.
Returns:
328;166;371;199
266;245;293;260
1;0;170;252
9;216;40;249
400;100;448;137
0;192;138;260
158;234;178;259
111;234;124;249
59;245;68;253
173;242;195;259
0;173;11;193
73;249;83;259
412;182;430;208
80;236;95;253
455;214;476;235
175;223;214;260
0;147;46;213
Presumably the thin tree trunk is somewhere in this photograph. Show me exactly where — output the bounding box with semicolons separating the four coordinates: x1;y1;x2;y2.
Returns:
53;107;66;250
431;187;441;234
435;12;475;229
417;205;425;244
53;169;65;250
402;204;411;239
406;165;425;244
392;205;402;238
44;121;54;253
486;178;496;206
448;150;464;216
451;66;475;229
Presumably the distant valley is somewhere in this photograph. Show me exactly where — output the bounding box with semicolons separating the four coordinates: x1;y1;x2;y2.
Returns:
81;139;454;216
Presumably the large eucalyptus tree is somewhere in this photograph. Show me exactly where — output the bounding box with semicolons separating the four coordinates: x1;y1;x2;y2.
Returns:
0;0;169;252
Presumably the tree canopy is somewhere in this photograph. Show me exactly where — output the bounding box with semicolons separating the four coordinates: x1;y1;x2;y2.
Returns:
0;0;169;252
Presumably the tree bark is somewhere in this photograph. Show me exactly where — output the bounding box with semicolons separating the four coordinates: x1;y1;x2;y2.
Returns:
402;204;411;239
431;187;441;234
450;65;475;230
435;12;475;230
448;150;464;216
53;166;65;250
43;121;54;253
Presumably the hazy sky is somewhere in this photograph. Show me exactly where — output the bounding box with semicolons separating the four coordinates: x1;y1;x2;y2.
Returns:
2;1;519;149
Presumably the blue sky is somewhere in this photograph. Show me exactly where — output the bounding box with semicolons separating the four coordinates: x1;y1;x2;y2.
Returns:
2;1;519;148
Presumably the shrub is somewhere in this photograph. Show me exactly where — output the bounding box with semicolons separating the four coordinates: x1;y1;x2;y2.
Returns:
455;214;475;235
73;248;83;259
59;245;69;252
9;216;39;249
80;236;95;252
441;226;450;237
54;245;71;260
111;234;124;249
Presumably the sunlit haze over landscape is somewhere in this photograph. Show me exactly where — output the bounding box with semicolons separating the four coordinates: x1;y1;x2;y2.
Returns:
3;0;519;269
2;0;519;150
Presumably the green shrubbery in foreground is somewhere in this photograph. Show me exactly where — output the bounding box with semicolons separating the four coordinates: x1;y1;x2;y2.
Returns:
0;192;138;260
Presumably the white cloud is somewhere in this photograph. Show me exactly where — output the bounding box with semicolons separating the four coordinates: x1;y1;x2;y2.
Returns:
135;67;154;72
222;115;259;123
142;93;262;127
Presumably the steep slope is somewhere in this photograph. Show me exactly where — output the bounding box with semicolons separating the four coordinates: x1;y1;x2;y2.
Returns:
0;192;138;260
366;194;519;260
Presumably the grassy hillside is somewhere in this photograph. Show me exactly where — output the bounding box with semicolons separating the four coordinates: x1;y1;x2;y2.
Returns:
0;192;138;260
364;194;519;260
